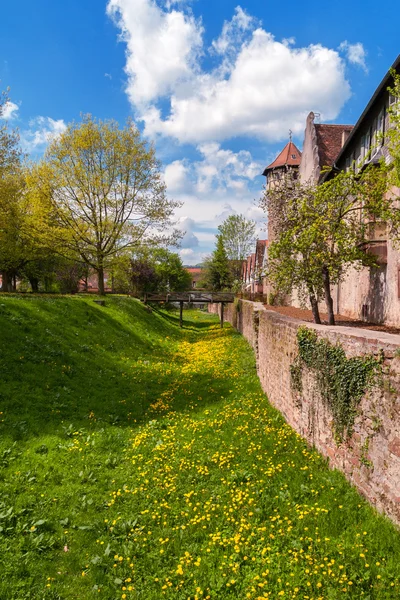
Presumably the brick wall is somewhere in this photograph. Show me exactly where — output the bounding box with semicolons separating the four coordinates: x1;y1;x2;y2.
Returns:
209;300;400;525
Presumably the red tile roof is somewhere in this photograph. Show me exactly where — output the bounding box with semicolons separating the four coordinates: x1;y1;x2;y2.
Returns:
263;141;302;174
314;124;353;170
186;267;202;274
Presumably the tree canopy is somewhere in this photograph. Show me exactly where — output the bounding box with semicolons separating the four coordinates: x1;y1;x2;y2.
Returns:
28;116;180;294
205;235;233;292
260;167;389;324
387;69;400;188
218;214;256;261
217;214;256;281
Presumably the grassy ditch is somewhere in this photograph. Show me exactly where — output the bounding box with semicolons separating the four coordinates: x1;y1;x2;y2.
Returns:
0;295;399;599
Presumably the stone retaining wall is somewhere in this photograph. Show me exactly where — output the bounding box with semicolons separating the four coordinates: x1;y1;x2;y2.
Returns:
209;300;400;525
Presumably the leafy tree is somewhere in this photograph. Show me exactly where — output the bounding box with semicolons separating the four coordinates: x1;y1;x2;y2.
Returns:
387;69;400;188
218;214;256;279
29;115;181;294
130;254;159;296
261;177;325;323
152;249;191;292
260;167;388;325
125;248;191;296
207;235;233;291
314;166;388;323
0;97;35;291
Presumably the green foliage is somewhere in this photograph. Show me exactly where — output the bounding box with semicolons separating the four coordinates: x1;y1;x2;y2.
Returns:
27;115;181;293
218;214;256;261
387;69;400;188
206;235;233;291
260;166;389;324
113;247;192;295
0;105;27;289
0;298;399;598
218;214;256;280
152;248;192;292
267;291;285;306
292;326;381;440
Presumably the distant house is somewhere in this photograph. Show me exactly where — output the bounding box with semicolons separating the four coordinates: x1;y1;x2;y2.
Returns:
78;272;112;293
240;241;268;294
185;267;203;289
254;239;268;294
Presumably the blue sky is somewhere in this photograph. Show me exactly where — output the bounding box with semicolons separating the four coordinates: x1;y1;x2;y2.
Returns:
1;0;399;264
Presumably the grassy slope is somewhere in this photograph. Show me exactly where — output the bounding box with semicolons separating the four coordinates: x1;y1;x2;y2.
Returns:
0;295;399;600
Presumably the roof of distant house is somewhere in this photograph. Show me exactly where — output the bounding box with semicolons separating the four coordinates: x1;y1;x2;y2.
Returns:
315;124;353;170
262;141;302;175
186;267;203;274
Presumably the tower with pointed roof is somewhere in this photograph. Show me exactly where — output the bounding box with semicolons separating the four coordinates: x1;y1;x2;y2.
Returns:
262;138;302;245
262;138;302;191
259;137;301;299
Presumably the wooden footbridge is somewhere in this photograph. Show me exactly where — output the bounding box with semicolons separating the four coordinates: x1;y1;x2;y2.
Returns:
143;292;235;327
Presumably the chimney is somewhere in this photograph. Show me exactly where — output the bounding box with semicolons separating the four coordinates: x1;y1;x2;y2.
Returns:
341;129;351;147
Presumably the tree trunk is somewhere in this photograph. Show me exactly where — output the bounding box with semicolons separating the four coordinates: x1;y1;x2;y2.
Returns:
1;270;13;292
322;266;335;325
29;277;39;293
97;265;105;296
309;293;322;324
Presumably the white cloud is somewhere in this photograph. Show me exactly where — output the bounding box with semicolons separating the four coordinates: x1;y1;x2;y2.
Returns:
211;6;255;57
195;143;262;191
164;143;262;200
164;0;189;8
339;41;368;73
106;0;203;106
179;247;207;265
108;1;352;144
164;145;265;263
1;100;19;120
164;160;190;193
177;216;199;249
21;116;67;152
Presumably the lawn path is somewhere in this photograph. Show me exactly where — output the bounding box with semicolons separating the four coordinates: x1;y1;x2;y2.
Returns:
0;301;400;599
101;317;400;600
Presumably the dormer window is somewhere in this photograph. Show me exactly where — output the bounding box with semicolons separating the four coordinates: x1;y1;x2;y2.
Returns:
291;154;296;159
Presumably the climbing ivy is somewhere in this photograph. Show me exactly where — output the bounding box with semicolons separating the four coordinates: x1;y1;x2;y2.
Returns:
291;326;382;441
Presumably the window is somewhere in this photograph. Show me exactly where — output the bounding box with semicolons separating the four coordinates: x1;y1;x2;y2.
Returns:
371;117;378;150
360;135;366;161
377;108;385;144
291;154;297;159
365;128;371;155
355;143;362;173
389;93;399;119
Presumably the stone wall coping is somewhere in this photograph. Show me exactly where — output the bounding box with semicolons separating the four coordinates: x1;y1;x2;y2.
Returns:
239;300;400;351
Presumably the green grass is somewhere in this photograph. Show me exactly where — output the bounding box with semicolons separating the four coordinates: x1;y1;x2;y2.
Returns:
0;294;399;600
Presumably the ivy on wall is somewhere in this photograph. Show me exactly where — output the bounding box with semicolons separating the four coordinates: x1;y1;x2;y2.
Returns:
291;327;382;441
